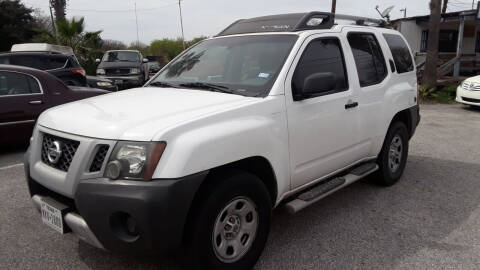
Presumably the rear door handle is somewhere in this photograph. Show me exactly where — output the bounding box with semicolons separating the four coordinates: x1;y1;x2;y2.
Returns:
29;100;43;105
345;101;358;109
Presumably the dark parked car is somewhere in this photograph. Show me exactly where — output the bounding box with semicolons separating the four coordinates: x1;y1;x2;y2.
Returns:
86;76;118;91
0;43;87;87
96;50;148;89
146;61;161;79
0;65;107;144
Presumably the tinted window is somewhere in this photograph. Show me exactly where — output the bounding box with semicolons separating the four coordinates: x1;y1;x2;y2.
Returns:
348;33;387;87
45;55;67;70
383;34;414;74
0;56;10;65
292;38;348;98
9;55;47;70
0;71;41;96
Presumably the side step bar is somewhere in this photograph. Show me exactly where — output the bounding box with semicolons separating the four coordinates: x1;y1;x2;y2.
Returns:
285;162;378;214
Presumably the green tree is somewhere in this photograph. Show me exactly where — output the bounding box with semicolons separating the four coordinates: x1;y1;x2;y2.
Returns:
0;0;36;52
34;17;103;75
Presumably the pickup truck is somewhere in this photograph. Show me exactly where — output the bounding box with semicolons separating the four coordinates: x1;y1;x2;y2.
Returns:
25;12;419;270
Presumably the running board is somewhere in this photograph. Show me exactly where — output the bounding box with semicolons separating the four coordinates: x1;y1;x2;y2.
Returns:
285;162;379;214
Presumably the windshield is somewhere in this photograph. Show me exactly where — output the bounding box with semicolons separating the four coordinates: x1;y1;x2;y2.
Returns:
148;35;298;97
102;51;140;62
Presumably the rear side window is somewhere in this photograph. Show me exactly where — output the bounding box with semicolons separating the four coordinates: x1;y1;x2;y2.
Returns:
383;34;414;74
0;71;42;96
292;38;348;97
9;55;47;70
347;33;387;87
45;55;68;70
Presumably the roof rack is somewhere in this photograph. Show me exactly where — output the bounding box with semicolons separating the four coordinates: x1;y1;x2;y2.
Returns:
11;43;74;55
217;12;386;37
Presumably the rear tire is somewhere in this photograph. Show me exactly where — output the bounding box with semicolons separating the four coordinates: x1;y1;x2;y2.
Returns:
373;122;409;186
184;171;272;270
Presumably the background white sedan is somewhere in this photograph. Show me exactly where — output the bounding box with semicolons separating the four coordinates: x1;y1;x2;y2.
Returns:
457;76;480;107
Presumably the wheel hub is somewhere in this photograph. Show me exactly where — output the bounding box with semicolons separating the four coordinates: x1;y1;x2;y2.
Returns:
212;197;258;263
388;134;403;173
223;215;242;239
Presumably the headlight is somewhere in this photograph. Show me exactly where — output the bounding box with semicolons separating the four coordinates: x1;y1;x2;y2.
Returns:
96;68;106;75
130;68;141;74
97;81;112;87
105;141;166;181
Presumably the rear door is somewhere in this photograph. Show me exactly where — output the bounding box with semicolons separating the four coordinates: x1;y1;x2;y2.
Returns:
0;71;48;142
285;34;367;189
343;30;391;158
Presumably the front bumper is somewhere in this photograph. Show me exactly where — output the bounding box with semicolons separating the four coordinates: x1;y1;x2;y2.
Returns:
25;157;208;254
456;86;480;106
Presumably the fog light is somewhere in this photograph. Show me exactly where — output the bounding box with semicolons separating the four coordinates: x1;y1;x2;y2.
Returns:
126;216;138;236
106;161;121;180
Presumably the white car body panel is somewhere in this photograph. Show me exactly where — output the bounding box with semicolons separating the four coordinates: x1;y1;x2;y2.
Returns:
31;26;417;205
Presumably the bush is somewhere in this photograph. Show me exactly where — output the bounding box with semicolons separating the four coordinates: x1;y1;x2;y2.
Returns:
419;83;458;104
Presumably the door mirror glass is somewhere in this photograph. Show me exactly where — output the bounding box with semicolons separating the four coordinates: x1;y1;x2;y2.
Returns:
301;72;337;97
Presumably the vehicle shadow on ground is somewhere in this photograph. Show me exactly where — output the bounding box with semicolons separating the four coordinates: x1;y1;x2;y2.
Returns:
75;155;480;270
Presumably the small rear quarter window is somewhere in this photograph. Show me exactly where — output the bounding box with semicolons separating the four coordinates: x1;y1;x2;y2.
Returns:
383;34;414;74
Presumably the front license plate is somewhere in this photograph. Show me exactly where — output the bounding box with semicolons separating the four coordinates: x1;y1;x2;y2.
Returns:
41;199;66;234
114;79;123;85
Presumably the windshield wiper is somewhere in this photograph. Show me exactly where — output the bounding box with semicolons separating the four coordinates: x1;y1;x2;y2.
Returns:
179;82;235;94
149;81;179;88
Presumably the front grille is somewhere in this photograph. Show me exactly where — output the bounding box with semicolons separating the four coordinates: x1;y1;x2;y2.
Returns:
89;145;109;172
105;68;130;75
41;134;80;172
462;97;480;103
462;83;480;91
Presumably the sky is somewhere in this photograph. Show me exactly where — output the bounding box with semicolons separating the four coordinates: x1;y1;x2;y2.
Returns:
21;0;477;45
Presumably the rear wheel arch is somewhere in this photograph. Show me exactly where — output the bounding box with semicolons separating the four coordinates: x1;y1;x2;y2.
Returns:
389;108;413;138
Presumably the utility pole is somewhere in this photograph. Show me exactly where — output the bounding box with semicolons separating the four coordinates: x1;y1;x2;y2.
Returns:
178;0;186;50
135;2;140;47
400;8;407;18
473;0;475;9
331;0;337;13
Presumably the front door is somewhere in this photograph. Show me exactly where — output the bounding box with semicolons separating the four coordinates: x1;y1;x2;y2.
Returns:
285;34;367;189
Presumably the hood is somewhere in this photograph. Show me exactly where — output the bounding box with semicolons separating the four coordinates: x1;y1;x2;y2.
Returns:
38;87;257;141
98;61;142;69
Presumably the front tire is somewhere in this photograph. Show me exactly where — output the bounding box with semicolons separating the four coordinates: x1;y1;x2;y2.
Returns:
184;171;272;270
374;122;409;186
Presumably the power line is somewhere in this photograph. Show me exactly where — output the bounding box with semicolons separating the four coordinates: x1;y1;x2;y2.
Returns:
23;1;178;13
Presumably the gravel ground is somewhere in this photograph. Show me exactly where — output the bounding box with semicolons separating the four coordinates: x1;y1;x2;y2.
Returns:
1;104;480;270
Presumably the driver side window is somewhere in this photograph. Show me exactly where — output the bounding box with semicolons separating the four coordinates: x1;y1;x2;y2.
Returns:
292;37;349;99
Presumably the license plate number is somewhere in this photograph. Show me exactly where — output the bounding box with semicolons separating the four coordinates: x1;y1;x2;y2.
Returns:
114;79;123;84
41;200;65;234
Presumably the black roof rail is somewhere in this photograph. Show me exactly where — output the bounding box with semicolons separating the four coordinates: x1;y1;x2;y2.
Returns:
216;12;386;37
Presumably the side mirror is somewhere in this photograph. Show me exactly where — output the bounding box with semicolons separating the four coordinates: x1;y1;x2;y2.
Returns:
95;58;101;63
297;72;337;100
143;58;149;63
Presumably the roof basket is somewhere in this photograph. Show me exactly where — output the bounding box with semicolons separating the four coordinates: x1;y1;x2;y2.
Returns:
11;43;74;55
217;12;386;37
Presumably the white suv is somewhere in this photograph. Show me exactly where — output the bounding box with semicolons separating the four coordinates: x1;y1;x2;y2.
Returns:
25;12;419;270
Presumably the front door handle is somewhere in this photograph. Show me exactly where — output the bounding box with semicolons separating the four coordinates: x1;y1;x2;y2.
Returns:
345;101;358;109
29;100;43;105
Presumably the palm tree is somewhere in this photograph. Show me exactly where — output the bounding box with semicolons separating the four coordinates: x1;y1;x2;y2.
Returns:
50;0;67;22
